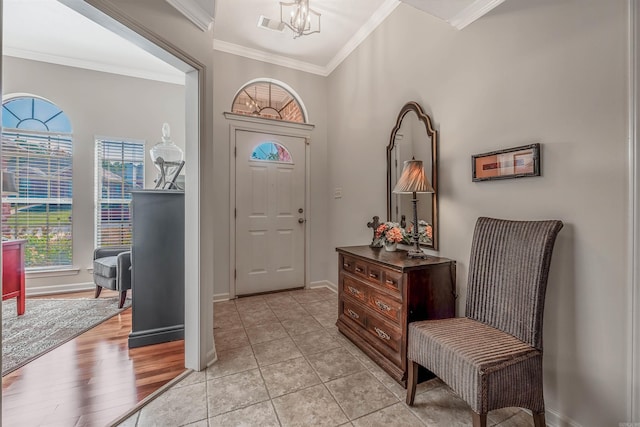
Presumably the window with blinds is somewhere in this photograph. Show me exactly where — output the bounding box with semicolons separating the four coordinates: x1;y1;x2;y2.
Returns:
95;138;145;247
1;131;73;268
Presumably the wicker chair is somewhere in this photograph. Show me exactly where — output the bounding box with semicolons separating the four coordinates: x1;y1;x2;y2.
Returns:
406;217;563;427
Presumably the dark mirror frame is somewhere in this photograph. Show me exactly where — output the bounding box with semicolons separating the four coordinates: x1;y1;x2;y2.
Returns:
386;101;439;250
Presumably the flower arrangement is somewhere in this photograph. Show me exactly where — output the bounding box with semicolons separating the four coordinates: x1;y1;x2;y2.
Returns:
403;220;433;245
374;222;406;247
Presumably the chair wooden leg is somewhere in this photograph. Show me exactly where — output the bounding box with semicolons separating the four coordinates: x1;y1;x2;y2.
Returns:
94;285;102;299
406;359;419;405
472;412;487;427
533;411;546;427
119;290;127;309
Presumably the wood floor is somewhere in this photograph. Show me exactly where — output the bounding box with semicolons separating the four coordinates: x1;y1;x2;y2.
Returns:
2;291;186;427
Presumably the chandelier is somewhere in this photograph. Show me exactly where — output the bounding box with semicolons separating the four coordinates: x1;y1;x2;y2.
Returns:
279;0;321;38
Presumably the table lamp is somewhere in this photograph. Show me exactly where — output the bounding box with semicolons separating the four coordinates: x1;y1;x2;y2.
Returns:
392;159;434;259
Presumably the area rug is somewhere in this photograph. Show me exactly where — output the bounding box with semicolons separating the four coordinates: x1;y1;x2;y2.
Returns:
2;297;131;376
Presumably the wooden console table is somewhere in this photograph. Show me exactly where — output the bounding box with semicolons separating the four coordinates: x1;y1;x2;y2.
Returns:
2;239;26;315
336;245;456;386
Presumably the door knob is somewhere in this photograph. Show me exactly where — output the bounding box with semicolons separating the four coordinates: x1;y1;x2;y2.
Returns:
298;208;304;213
298;218;305;224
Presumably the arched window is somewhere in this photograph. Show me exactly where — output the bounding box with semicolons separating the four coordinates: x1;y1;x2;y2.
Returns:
2;95;73;268
232;80;307;123
251;142;293;163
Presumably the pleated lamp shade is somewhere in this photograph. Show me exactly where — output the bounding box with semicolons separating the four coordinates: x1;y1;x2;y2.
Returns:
392;160;434;194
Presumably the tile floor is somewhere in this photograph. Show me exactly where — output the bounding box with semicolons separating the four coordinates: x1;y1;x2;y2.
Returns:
117;287;534;427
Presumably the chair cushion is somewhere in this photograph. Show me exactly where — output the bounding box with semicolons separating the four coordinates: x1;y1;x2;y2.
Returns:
94;256;117;278
408;317;544;413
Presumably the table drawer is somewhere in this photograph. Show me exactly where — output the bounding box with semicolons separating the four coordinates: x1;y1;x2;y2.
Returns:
341;255;356;274
342;298;367;329
368;289;402;325
381;269;403;294
342;275;368;304
366;314;401;355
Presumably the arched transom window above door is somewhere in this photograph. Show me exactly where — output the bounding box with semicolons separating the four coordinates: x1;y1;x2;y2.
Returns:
231;80;307;123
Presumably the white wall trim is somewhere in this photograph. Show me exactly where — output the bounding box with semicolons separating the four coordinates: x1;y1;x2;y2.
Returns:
213;39;327;76
310;280;337;293
223;112;315;131
545;407;583;427
324;0;400;75
448;0;506;30
165;0;215;32
213;292;231;302
629;0;640;422
26;282;94;297
3;47;185;85
25;267;81;279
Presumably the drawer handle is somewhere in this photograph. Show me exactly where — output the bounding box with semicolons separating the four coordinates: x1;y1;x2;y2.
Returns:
374;327;390;341
347;286;361;297
347;309;359;319
343;262;351;269
375;300;391;312
355;267;364;273
369;273;378;279
385;279;395;285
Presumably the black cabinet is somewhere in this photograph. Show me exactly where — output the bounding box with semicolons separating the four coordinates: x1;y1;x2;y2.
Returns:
128;190;184;348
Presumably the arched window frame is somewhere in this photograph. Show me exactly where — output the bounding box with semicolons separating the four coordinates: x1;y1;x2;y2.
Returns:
1;94;74;269
231;78;308;123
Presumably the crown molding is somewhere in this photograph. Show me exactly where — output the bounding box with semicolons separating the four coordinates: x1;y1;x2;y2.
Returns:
448;0;505;30
165;0;215;32
325;0;400;74
213;39;328;76
4;47;185;85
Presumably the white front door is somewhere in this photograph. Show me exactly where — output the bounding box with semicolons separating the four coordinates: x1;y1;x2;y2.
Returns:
235;130;306;295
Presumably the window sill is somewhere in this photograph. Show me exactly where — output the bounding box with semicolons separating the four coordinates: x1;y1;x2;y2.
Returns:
26;267;81;279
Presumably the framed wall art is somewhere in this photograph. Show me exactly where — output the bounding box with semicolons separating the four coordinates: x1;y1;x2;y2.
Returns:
472;143;540;182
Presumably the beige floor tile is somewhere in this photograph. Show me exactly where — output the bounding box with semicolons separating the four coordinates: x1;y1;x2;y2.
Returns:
313;313;339;328
213;310;243;330
272;383;348;427
493;410;535;427
281;315;323;336
307;347;366;382
138;382;207;427
351;402;423;427
290;289;331;304
173;370;206;388
273;303;311;321
239;306;279;327
213;300;238;314
207;369;270;417
252;336;303;366
214;327;250;351
207;345;257;379
183;421;208;427
291;329;342;356
116;413;138;427
235;295;267;310
209;401;280;427
486;407;525;425
245;322;289;345
325;371;398;420
407;385;474;426
301;300;336;316
263;293;297;307
260;356;322;398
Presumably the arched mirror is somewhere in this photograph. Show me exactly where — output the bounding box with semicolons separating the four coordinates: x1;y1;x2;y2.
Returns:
387;102;438;250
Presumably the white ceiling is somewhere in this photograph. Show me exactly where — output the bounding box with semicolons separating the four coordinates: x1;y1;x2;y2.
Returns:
2;0;505;82
2;0;185;84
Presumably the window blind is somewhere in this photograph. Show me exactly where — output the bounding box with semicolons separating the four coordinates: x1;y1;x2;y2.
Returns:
95;138;145;247
1;131;73;268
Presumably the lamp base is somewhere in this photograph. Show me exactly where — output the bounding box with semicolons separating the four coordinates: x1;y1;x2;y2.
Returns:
407;248;428;259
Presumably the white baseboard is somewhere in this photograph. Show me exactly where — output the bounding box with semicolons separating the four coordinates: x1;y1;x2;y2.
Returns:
213;293;231;302
545;407;583;427
26;282;94;297
310;280;337;292
205;349;218;368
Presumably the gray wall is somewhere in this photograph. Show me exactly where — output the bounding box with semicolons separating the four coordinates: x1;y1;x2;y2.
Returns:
326;1;628;426
212;50;329;299
2;56;185;293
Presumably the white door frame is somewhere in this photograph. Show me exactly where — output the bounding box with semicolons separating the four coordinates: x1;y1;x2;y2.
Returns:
629;0;640;422
225;112;314;299
59;0;210;370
